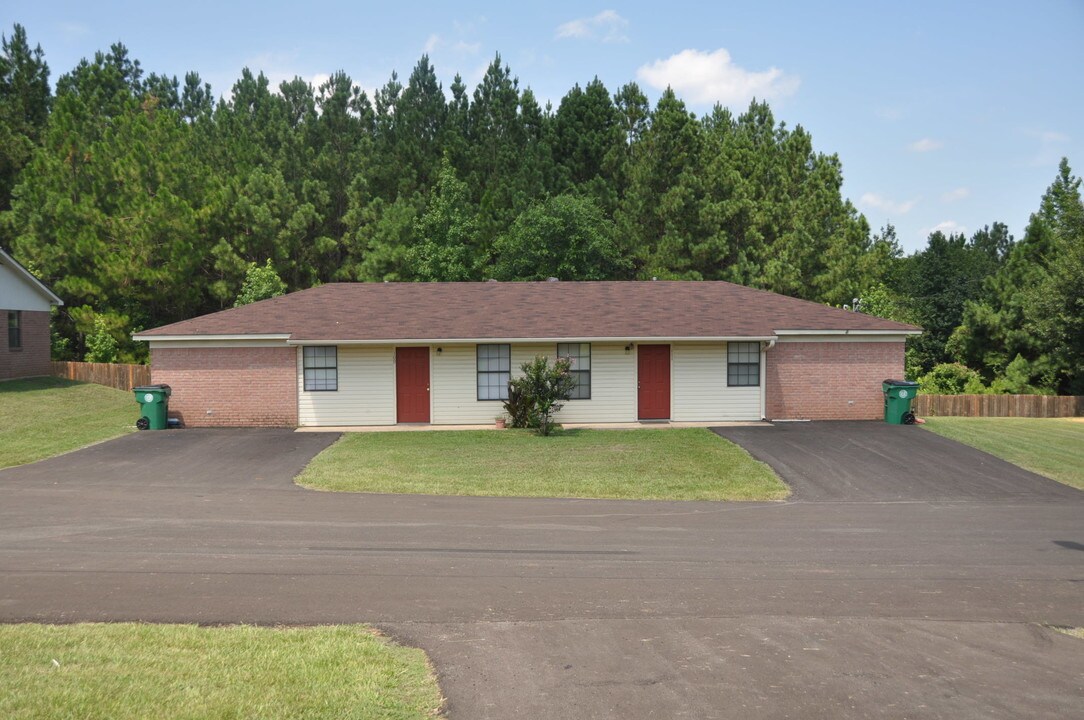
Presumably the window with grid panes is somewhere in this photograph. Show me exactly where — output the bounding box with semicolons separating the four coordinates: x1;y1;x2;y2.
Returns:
476;344;510;400
557;343;591;399
303;346;338;391
7;311;20;350
727;342;760;386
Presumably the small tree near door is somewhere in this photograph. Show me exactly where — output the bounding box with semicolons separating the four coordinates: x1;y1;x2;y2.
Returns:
505;356;576;436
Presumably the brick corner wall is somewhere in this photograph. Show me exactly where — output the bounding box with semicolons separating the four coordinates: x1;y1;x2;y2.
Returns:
150;346;298;427
766;341;904;420
0;309;51;380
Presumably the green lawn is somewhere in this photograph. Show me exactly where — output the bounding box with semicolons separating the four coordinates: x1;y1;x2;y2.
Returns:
297;428;788;501
922;417;1084;490
0;623;443;720
0;377;136;469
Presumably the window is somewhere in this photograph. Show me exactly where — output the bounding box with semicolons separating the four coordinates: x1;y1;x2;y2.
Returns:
727;342;760;386
477;344;510;400
303;346;337;391
7;311;20;350
557;343;591;399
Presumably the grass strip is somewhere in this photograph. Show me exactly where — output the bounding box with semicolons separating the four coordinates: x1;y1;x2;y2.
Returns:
298;427;787;501
922;417;1084;490
0;622;443;719
0;377;135;468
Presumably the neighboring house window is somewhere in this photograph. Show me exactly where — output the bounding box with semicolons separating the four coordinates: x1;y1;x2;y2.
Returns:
727;342;760;386
303;346;338;391
477;344;510;400
7;311;20;350
557;343;591;399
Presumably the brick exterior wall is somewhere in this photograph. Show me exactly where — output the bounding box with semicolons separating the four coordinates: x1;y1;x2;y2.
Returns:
0;310;51;380
766;341;905;420
150;346;298;427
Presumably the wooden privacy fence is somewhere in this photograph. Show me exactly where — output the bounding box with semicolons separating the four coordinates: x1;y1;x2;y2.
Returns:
51;361;151;392
913;394;1083;418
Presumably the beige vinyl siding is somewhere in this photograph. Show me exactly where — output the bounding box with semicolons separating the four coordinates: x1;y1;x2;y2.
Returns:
429;344;563;424
297;341;761;426
297;345;395;426
431;344;553;424
431;344;496;424
551;343;636;423
431;342;637;425
671;343;761;422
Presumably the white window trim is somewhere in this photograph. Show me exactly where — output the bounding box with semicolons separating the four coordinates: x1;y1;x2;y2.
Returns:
476;344;511;402
557;342;591;400
303;346;338;392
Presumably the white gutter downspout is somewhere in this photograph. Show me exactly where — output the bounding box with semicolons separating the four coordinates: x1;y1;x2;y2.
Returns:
760;338;776;420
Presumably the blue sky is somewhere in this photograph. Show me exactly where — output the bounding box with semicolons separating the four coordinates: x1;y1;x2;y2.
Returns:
4;1;1082;252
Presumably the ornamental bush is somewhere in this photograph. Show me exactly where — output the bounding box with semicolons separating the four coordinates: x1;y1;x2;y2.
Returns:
504;356;576;436
83;315;119;364
918;362;986;395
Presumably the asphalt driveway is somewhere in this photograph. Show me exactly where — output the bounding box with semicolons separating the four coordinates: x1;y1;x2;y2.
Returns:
713;421;1081;502
1;428;1083;719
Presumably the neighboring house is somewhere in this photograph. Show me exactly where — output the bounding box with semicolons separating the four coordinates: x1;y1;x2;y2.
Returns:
133;281;921;428
0;248;63;381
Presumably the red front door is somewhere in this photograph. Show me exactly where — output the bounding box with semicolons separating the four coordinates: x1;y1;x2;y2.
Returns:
396;347;430;423
637;344;670;420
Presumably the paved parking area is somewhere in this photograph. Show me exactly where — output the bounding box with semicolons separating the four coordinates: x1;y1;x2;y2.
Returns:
713;421;1080;502
1;427;1082;719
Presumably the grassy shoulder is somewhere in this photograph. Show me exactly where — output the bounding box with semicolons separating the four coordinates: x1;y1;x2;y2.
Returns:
0;622;443;720
922;417;1084;490
297;428;788;501
0;377;135;469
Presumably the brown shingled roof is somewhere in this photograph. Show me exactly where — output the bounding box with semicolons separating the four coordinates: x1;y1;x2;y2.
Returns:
134;281;919;341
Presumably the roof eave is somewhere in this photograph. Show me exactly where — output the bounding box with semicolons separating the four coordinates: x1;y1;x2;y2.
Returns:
136;334;782;344
0;248;64;306
774;328;921;336
132;333;292;342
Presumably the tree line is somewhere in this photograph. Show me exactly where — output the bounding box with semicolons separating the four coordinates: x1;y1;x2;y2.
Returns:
0;24;1079;393
861;160;1083;395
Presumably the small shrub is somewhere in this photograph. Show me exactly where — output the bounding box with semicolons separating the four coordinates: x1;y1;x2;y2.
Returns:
504;380;536;429
504;356;576;436
988;354;1051;395
918;363;987;395
83;316;119;363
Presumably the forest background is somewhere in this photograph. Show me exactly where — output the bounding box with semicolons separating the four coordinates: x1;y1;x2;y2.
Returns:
1;25;1080;393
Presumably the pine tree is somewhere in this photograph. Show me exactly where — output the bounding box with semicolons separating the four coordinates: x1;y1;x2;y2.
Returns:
411;158;480;281
0;24;51;215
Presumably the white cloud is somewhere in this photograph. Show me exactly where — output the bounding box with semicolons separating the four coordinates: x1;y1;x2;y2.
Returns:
236;52;326;91
908;138;943;153
859;192;917;216
941;187;970;203
423;33;480;56
1027;129;1069;166
924;220;967;237
555;10;629;43
309;73;332;91
207;53;359;104
636;48;799;106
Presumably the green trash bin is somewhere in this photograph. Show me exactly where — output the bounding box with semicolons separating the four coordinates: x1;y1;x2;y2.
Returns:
134;384;172;430
882;379;919;425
